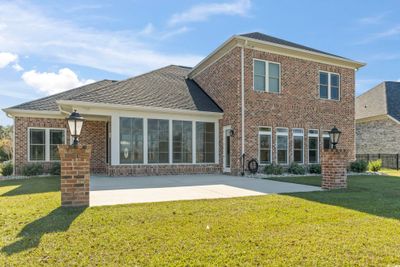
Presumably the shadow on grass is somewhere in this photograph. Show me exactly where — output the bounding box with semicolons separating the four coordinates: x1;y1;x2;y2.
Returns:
269;175;400;220
1;206;86;255
0;176;60;196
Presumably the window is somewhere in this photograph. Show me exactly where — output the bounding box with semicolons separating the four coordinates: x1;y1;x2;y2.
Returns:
29;128;66;161
120;117;143;164
173;120;192;163
196;122;215;163
293;129;304;163
323;132;331;149
148;119;169;163
308;129;319;163
259;127;272;164
29;129;45;161
319;71;340;100
253;59;280;93
276;128;288;164
50;130;65;160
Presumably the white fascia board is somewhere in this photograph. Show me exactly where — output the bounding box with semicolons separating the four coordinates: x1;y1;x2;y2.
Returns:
57;100;223;120
2;108;63;119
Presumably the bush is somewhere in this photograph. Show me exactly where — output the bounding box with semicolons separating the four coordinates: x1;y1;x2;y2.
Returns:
350;160;368;173
288;162;306;175
368;159;382;172
1;162;13;176
308;164;321;174
50;162;61;175
263;163;284;175
22;163;43;176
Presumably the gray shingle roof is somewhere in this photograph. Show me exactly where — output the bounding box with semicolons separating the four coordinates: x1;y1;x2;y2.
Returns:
355;81;400;121
9;65;222;114
240;32;349;60
9;80;116;111
64;65;222;113
385;82;400;121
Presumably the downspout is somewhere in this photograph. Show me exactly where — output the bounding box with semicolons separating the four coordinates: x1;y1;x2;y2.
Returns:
240;41;247;175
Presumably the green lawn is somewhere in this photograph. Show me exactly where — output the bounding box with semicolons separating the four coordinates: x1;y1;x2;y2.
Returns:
2;176;400;266
380;168;400;177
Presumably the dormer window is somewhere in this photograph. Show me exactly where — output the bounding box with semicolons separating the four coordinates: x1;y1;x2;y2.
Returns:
253;59;281;93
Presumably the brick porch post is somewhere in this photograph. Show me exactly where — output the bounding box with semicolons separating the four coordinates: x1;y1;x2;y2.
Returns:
321;149;348;190
58;144;92;207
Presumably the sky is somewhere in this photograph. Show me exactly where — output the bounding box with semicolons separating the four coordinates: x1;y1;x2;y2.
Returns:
0;0;399;125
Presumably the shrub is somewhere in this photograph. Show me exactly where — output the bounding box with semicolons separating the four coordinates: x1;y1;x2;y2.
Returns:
263;163;284;175
22;163;43;176
1;162;13;176
368;159;382;172
350;160;368;173
50;162;61;176
288;162;306;175
308;164;321;174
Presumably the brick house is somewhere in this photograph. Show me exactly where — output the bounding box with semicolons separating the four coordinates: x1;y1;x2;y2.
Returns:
356;81;400;154
3;32;365;176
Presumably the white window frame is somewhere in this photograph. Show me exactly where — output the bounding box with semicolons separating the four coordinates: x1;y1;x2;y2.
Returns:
322;131;331;150
258;127;272;165
276;127;289;165
292;128;304;164
253;59;281;93
319;71;340;101
308;129;319;164
28;127;67;162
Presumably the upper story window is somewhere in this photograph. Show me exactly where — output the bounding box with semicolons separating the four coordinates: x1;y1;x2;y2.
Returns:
319;71;340;100
253;59;280;93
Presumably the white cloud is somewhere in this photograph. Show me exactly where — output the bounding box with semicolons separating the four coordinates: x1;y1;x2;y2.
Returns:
12;63;23;72
168;0;251;26
139;23;155;35
22;68;95;95
0;2;203;76
0;52;18;68
358;25;400;44
357;13;387;25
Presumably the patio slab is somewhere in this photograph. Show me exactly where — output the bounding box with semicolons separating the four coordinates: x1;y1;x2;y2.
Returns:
89;174;322;206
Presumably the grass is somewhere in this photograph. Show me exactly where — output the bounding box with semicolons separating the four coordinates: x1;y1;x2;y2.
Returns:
2;176;400;266
380;168;400;177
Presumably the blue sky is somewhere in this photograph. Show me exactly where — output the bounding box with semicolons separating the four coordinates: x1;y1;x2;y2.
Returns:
0;0;399;125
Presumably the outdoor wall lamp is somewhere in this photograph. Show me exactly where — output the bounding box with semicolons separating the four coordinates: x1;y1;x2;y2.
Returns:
67;110;84;147
329;126;341;149
227;129;234;137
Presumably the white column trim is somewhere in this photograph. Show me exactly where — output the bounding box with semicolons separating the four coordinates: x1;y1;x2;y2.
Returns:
192;121;196;164
169;119;173;164
143;118;148;164
110;115;119;165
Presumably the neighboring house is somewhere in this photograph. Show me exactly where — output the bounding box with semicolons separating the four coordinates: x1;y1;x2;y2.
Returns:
356;81;400;154
3;32;365;176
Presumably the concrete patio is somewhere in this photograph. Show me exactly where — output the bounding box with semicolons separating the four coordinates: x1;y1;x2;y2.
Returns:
89;174;322;206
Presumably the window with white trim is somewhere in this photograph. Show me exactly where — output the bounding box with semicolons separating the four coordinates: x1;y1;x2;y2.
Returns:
293;129;304;163
259;127;272;164
319;71;340;100
323;132;331;149
29;128;66;161
254;59;280;93
148;119;169;163
173;120;192;163
276;128;288;164
196;122;215;163
308;129;319;163
120;117;144;164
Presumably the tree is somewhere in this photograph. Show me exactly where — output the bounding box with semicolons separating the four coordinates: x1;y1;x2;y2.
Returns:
0;125;13;162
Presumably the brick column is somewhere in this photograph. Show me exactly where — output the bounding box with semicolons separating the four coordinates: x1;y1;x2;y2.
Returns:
58;144;92;207
321;149;348;190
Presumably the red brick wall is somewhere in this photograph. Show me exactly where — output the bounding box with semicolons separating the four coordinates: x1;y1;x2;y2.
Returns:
321;149;348;189
194;46;355;173
14;117;107;175
194;47;243;175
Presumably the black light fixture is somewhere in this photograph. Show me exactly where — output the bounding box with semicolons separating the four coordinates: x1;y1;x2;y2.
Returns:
67;110;84;147
329;126;341;149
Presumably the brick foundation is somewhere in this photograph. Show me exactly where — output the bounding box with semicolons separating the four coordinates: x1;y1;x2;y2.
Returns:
321;149;348;189
58;144;92;207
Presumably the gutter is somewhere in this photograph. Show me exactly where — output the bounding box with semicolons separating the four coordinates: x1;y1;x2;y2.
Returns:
240;40;247;175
